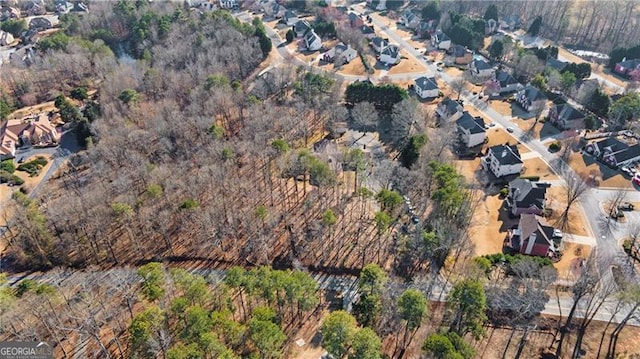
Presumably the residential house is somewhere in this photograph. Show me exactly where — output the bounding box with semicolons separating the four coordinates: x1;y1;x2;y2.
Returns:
24;0;45;16
416;21;436;38
294;20;311;37
414;76;439;99
614;58;640;76
546;57;568;73
360;25;375;39
29;17;52;31
515;85;547;113
494;71;522;94
436;97;463;122
456;112;486;147
379;44;401;65
482;144;523;177
284;10;299;26
548;103;586;130
584;137;640;168
71;1;89;12
303;29;322;51
506;178;547;216
0;116;60;159
508;214;560;257
0;6;20;21
322;42;357;64
469;59;495;81
401;10;420;29
366;0;387;10
431;30;451;50
0;30;14;46
218;0;238;9
370;37;388;54
347;12;364;28
264;2;285;18
448;45;473;65
499;15;522;31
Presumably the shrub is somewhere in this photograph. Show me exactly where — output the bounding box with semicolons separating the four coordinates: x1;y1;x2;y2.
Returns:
0;170;24;185
17;157;48;177
285;29;294;43
499;188;509;198
70;87;89;101
548;141;561;152
179;199;199;210
0;159;15;173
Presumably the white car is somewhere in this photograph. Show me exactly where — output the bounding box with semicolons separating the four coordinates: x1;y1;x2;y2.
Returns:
506;127;514;133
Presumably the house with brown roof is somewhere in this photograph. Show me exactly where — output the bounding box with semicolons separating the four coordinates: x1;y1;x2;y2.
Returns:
507;213;561;257
0;116;60;159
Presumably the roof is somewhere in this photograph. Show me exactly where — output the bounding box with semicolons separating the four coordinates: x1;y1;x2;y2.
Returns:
440;97;463;113
435;31;449;42
371;37;388;48
472;59;492;71
304;29;320;44
546;58;568;72
495;71;519;87
488;144;522;165
553;103;585;122
617;58;640;69
456;112;485;134
294;20;311;32
610;144;640;164
415;76;438;91
519;213;554;247
449;44;470;58
520;85;547;102
381;44;399;58
360;25;374;34
284;10;297;18
594;137;627;153
509;178;547;210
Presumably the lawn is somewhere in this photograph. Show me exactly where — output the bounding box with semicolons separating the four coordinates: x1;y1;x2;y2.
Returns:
485;127;529;154
387;52;427;75
522;157;558;180
554;242;592;279
567;152;634;189
468;191;518;256
545;185;589;237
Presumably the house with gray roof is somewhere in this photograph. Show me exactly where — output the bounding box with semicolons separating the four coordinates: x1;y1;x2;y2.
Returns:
506;178;548;216
482;144;523;177
456;112;486;147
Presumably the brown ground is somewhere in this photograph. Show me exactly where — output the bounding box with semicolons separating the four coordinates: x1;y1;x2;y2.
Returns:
567;152;633;189
468;192;512;256
546;186;589;237
336;55;368;76
387;51;427;75
554;242;592;279
485;127;529;154
8;101;57;120
444;67;463;77
490;99;513;117
522;157;558;180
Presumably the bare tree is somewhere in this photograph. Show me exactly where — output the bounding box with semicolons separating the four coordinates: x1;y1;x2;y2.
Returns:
450;77;467;101
350;101;378;131
556;171;589;232
605;282;640;358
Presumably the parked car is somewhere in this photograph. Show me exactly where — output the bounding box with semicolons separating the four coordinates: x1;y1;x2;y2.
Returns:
633;174;640;186
618;202;635;211
621;166;633;176
506;127;514;133
553;229;563;238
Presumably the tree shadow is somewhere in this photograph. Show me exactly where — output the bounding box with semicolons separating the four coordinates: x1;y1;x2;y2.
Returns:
510;103;535;120
539;122;561;141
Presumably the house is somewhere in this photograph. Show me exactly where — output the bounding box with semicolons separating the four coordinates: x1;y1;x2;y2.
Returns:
24;0;45;16
360;25;375;39
448;45;473;65
469;59;494;81
508;214;560;257
499;15;522;31
366;0;387;10
494;71;522;94
416;21;436;38
549;103;586;130
506;178;547;216
436;97;463;121
294;20;311;37
303;29;322;51
584;137;640;168
456;112;486;147
284;10;299;26
0;30;14;46
264;2;286;18
401;10;420;29
71;1;89;12
379;44;401;65
515;85;547;113
0;116;60;159
546;58;568;72
29;17;52;31
322;42;357;64
482;144;523;177
0;6;20;21
414;76;439;99
614;58;640;76
348;12;364;28
370;37;388;54
218;0;238;9
431;30;451;50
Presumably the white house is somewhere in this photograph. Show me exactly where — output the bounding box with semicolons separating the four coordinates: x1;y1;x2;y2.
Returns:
322;42;358;64
456;112;486;147
414;76;439;99
469;59;494;81
304;29;322;51
515;85;547;113
482;144;523;177
284;10;299;26
379;44;401;65
436;97;463;122
218;0;238;9
0;30;14;46
432;30;451;50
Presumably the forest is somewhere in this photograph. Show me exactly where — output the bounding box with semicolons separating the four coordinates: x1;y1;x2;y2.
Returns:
1;0;640;358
